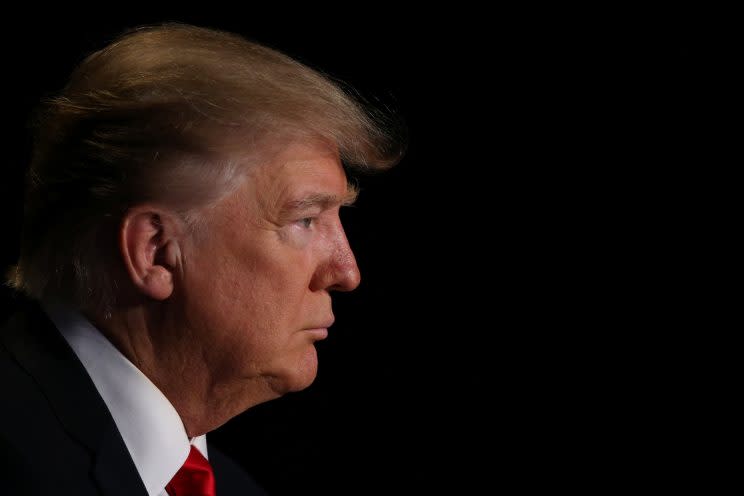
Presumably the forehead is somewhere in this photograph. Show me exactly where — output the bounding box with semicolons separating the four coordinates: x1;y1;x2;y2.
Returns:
250;140;349;200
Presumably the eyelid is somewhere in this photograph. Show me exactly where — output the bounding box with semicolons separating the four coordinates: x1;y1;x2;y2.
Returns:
284;205;338;228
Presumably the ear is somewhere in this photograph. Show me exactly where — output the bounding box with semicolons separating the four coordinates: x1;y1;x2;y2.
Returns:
119;206;183;301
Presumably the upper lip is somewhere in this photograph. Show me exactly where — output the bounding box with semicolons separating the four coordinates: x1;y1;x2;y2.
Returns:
308;318;335;329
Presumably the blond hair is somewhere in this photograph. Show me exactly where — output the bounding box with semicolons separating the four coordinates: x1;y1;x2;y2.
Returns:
8;23;405;314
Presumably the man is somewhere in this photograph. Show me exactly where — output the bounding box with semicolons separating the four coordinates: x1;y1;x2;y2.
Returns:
1;23;404;495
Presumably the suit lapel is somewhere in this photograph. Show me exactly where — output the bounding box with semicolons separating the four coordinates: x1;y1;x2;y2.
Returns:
93;426;150;496
2;300;148;496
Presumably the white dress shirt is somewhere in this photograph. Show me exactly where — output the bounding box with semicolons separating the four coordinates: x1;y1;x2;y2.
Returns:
43;302;208;496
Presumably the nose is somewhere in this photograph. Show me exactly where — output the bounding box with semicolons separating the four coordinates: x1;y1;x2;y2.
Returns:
310;225;361;293
331;240;361;292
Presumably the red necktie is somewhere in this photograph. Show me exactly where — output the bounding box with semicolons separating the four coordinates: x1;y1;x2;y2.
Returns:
165;445;216;496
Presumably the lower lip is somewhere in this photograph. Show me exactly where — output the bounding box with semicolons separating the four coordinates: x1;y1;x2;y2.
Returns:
305;328;329;340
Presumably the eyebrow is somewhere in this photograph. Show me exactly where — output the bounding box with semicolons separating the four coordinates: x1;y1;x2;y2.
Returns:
281;184;359;214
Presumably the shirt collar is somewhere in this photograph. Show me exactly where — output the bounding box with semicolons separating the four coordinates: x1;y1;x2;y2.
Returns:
42;302;208;496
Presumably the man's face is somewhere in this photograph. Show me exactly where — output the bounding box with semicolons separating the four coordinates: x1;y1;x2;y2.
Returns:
178;140;360;398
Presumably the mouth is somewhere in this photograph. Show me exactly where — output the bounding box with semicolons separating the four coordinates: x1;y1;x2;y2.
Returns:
303;318;334;340
304;328;329;340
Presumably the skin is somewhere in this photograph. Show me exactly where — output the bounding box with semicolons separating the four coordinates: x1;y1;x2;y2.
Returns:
93;139;361;437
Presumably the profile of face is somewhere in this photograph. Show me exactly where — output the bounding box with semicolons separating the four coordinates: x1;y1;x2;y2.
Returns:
176;140;361;400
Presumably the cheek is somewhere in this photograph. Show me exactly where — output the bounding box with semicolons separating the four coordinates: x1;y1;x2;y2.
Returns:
184;227;316;341
207;253;310;336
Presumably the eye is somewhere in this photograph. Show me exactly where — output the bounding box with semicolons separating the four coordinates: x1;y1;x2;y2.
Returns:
298;217;314;229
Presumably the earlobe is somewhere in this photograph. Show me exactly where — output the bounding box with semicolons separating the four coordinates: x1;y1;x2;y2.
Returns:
120;207;181;301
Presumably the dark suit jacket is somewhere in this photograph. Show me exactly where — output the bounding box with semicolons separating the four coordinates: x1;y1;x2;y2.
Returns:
0;299;268;495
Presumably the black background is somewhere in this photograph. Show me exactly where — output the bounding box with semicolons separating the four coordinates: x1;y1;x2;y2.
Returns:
0;9;728;494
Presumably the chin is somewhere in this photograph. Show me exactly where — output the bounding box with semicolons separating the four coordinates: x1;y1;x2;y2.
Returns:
272;347;320;394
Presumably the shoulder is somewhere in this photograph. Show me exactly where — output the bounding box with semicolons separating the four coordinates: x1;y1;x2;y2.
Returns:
0;299;124;495
209;444;269;496
0;302;56;438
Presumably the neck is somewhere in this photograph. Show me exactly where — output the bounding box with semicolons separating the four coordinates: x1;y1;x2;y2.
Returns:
88;303;279;437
